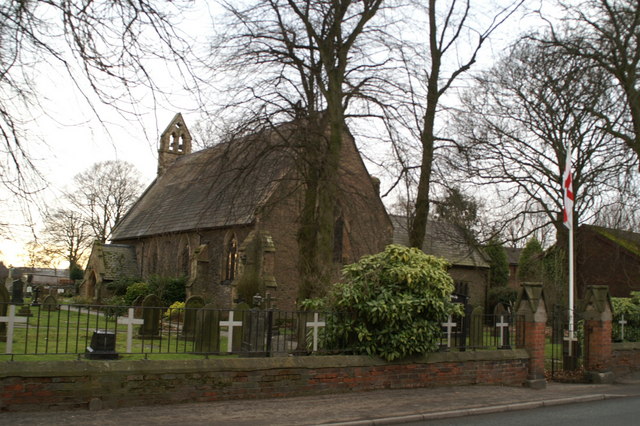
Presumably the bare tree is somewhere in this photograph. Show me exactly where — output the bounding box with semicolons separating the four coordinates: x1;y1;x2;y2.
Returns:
379;0;525;248
23;240;57;269
545;0;640;162
454;37;636;247
67;161;144;243
42;208;92;273
591;173;640;230
213;0;386;298
0;0;195;199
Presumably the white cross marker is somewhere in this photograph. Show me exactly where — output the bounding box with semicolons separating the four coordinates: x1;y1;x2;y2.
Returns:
0;305;28;353
564;331;578;356
442;315;457;348
496;315;509;348
619;315;627;341
117;308;144;353
306;312;326;352
219;310;243;353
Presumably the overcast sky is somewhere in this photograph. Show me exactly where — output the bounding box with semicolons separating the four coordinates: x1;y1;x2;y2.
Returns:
0;0;552;268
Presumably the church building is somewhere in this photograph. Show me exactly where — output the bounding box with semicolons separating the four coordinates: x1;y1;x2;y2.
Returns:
82;114;393;310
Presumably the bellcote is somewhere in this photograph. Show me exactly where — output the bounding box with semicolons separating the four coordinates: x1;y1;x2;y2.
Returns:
158;113;192;176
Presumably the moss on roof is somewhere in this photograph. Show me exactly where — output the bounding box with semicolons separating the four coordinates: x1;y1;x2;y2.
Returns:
591;226;640;257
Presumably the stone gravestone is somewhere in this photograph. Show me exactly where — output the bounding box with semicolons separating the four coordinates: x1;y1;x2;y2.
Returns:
233;302;250;352
493;303;510;349
294;311;315;354
0;285;9;338
11;279;24;305
194;303;220;353
469;306;484;349
181;295;205;341
241;305;267;355
132;294;146;318
41;294;59;312
137;294;162;339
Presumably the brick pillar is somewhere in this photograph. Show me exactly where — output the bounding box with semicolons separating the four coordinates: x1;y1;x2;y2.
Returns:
582;285;614;384
515;283;548;389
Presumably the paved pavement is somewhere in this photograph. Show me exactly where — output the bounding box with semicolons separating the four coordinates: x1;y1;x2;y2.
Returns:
3;373;640;425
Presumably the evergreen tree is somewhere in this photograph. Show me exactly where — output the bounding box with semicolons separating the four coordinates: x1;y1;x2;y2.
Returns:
518;238;544;282
485;238;509;288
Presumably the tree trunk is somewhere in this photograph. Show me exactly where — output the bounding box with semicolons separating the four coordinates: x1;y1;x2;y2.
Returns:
409;0;440;249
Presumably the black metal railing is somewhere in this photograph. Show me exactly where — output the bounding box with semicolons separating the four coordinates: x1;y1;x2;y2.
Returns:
437;313;525;351
0;302;525;358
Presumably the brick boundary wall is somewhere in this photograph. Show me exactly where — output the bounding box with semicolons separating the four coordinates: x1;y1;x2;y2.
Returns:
611;342;640;375
0;350;529;412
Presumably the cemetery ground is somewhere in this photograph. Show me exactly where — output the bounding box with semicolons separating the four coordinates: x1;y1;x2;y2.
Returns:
1;297;526;360
0;298;232;361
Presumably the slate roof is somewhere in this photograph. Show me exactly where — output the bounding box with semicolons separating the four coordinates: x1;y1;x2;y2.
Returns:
111;127;295;240
390;215;489;268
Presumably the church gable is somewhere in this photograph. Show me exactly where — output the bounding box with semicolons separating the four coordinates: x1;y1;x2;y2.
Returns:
111;123;294;240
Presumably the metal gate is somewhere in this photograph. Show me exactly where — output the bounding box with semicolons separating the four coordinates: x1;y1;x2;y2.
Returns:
547;305;583;380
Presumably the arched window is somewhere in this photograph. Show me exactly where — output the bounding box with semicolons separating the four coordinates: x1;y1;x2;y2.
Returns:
224;233;238;282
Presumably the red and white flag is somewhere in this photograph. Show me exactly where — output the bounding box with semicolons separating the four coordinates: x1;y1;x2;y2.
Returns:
562;150;574;229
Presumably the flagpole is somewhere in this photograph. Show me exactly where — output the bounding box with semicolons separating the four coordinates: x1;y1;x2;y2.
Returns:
566;140;575;355
568;209;574;348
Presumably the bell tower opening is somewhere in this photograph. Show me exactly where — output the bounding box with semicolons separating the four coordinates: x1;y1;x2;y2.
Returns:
158;113;192;175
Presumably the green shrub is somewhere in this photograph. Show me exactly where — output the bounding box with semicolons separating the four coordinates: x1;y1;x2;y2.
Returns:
148;275;187;306
612;292;640;342
163;301;185;322
69;264;84;280
106;276;140;296
322;244;463;361
125;282;151;305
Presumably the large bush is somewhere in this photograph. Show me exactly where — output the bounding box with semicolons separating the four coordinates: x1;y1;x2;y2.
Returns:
323;244;463;361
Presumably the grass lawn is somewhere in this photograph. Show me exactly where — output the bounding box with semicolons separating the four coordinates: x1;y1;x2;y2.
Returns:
0;305;230;361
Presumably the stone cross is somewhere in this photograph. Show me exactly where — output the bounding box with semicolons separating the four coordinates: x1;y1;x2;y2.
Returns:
442;315;457;348
117;308;144;353
219;310;243;353
306;312;326;352
0;305;28;353
263;292;275;309
495;315;509;348
619;315;627;341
